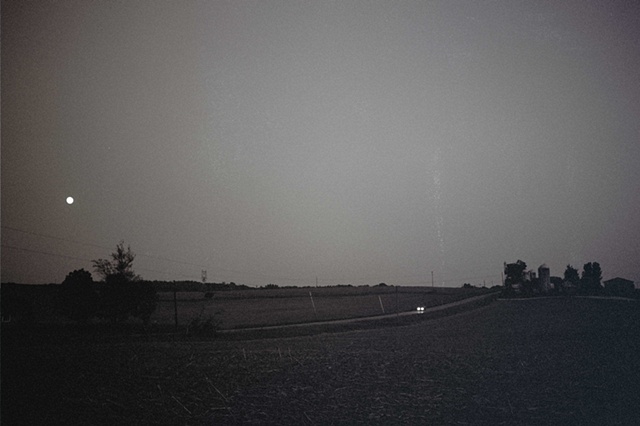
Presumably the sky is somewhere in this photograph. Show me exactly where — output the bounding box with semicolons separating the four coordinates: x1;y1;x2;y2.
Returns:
2;0;639;287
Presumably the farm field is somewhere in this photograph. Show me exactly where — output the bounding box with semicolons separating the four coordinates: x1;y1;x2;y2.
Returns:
154;286;485;329
0;284;488;329
3;297;639;425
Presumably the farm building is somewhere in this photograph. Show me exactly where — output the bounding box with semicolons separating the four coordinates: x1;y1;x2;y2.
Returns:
538;264;551;292
603;277;635;297
503;261;552;295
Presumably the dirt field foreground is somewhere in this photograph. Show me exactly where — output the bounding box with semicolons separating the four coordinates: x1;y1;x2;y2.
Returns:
3;297;640;425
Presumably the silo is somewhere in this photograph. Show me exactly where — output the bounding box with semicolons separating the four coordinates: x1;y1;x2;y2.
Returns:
538;264;551;293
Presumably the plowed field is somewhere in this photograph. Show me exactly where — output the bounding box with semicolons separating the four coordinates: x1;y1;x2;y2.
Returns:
3;297;639;425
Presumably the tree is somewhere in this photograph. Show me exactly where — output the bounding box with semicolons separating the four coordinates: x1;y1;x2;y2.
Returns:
504;260;527;286
93;241;139;283
58;269;98;323
131;281;157;324
580;262;603;295
503;260;527;296
564;265;580;285
550;276;563;292
92;241;156;323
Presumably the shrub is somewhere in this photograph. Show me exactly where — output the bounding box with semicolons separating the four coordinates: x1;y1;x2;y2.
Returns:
186;310;222;337
92;242;157;323
58;269;99;323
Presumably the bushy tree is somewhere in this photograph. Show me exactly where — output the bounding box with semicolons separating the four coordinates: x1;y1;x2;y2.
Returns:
504;260;527;286
502;260;528;296
564;265;580;285
550;276;563;292
92;241;156;323
1;284;35;323
58;269;98;323
131;281;157;324
580;262;603;295
93;241;139;283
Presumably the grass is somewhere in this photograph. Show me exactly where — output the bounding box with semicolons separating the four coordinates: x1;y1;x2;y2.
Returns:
1;284;488;329
3;297;639;425
153;286;487;330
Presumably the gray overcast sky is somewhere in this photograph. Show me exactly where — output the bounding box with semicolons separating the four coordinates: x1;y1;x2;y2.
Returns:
2;0;639;286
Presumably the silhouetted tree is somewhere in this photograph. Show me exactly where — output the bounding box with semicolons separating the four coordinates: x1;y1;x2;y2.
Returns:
131;281;157;324
92;241;156;323
93;241;139;283
505;260;527;285
580;262;603;295
58;269;98;323
550;276;563;292
503;260;528;296
505;260;526;286
564;265;580;285
1;284;35;323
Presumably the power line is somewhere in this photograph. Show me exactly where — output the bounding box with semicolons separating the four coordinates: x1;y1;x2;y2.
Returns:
1;244;200;281
1;226;422;284
1;226;300;282
2;226;502;286
2;244;94;263
2;225;207;268
2;225;109;250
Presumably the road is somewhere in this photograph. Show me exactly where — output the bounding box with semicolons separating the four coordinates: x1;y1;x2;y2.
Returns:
219;292;498;333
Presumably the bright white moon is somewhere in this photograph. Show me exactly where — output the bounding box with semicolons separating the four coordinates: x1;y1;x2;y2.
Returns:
66;196;74;205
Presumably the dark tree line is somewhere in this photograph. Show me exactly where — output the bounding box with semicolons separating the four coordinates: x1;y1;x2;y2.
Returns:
503;259;605;296
58;269;98;323
563;262;602;295
58;241;156;323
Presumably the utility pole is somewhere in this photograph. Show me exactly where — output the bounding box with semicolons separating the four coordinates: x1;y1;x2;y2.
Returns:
173;287;178;331
309;291;317;316
431;271;434;289
396;285;399;319
202;269;207;294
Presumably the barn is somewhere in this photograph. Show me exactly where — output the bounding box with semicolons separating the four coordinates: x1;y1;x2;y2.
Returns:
603;277;635;297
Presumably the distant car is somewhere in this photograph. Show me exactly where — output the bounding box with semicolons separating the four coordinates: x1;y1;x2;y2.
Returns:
417;306;425;314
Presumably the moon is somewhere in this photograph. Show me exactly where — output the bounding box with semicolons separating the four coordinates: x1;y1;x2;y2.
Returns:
66;196;74;205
